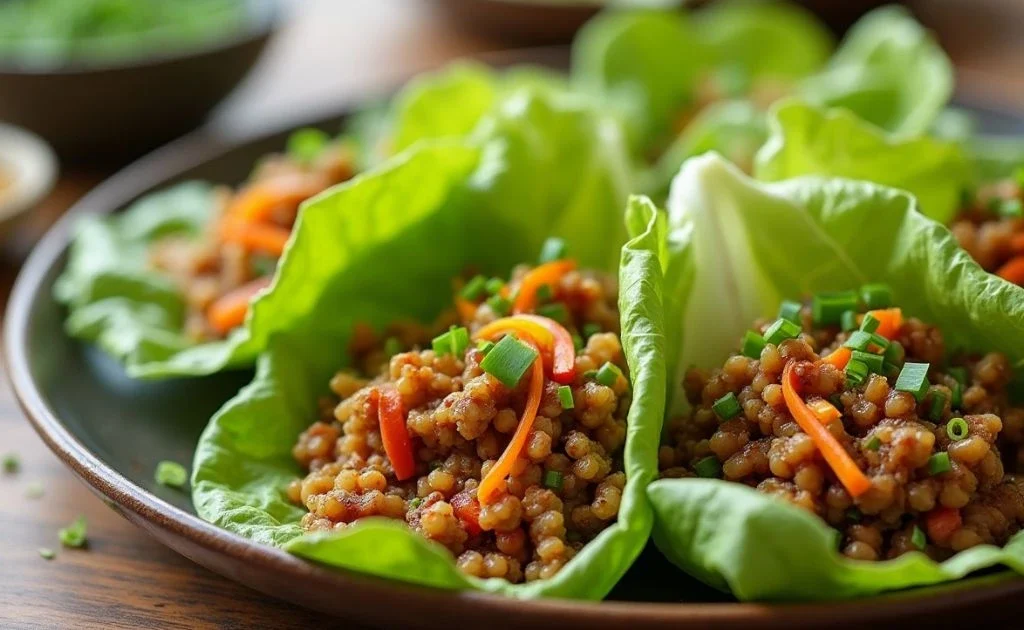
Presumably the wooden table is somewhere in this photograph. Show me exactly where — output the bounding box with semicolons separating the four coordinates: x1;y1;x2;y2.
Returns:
1;2;1023;628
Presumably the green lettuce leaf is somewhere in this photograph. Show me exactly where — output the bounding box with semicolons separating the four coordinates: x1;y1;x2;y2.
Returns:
755;99;972;223
642;153;1024;600
799;5;953;134
192;91;659;598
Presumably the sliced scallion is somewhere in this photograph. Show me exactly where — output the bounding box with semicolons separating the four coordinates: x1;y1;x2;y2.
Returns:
485;277;505;296
694;456;722;478
950;381;963;410
582;323;601;338
851;350;884;375
843;330;873;351
884;341;905;366
596;362;625;388
947;366;968;386
927;390;948;422
865;435;881;451
911;525;927;550
154;461;188;489
895;362;931;401
461;275;488;300
840;310;858;332
777;300;802;324
860;313;880;334
947;417;969;441
543;470;564;491
812;291;859;326
846;359;869;388
480;335;538;388
486;294;511;317
741;331;766;359
764;318;801;346
927;452;952;476
558;385;575;410
384;336;402;358
537;303;569;324
860;283;893;310
476;340;495;355
712;392;742;421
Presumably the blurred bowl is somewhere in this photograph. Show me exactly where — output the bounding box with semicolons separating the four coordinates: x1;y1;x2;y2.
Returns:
0;0;279;163
0;123;57;238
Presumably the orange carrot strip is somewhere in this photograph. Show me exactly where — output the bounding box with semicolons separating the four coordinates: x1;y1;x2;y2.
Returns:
782;363;871;498
220;219;292;256
476;344;544;505
924;506;962;544
489;314;576;385
512;260;576;314
475;317;555;366
820;308;903;369
807;398;841;424
206;276;273;335
378;388;416;481
997;256;1024;285
227;173;328;223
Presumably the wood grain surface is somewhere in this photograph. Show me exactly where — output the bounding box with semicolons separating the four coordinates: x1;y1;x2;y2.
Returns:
1;2;1023;629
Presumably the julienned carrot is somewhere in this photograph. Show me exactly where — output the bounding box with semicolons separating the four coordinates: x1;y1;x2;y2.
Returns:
227;173;328;223
807;398;841;424
782;363;871;498
206;276;272;335
820;308;903;369
494;314;577;384
997;256;1024;285
477;343;544;505
924;506;962;543
377;388;416;481
512;260;576;314
220;219;292;256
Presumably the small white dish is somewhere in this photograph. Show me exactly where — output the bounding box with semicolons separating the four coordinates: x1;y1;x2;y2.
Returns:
0;122;58;237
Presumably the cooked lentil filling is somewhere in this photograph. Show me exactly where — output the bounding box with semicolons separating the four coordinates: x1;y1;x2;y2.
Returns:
288;250;630;583
660;286;1024;562
148;138;355;341
951;174;1024;284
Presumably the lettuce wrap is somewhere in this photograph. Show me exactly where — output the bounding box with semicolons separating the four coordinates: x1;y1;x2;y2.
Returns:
635;153;1024;600
54;63;593;380
191;90;663;598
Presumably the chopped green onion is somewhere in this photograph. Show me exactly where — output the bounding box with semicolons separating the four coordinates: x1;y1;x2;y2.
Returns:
154;461;188;489
860;283;893;309
843;330;873;351
883;362;901;380
694;456;722;478
777;300;802;324
480;335;538;388
860;313;880;334
583;369;598;380
895;362;931;401
846;359;869;388
539;237;568;263
461;275;488;300
840;310;858;332
537;303;569;324
741;331;767;359
409;497;423;509
582;323;601;338
59;516;87;548
947;417;969;441
286;127;329;164
927;390;948;422
764;318;801;345
950;381;963;410
869;333;890;352
960;187;977;207
38;547;55;561
431;326;470;357
712;392;742;421
572;334;584;352
485;277;506;295
384;337;402;358
535;283;554;302
851;350;884;375
998;198;1023;219
845;507;862;523
947;366;968;386
543;470;565;491
2;453;19;474
829;393;843;408
812;291;859;326
476;340;495;355
596;362;626;388
486;294;512;317
865;435;881;451
884;341;905;367
558;385;575;410
927;452;952;476
911;525;927;550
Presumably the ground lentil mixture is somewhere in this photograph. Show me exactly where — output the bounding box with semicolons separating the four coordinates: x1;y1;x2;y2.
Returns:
149;137;355;341
950;173;1024;284
660;286;1024;562
288;250;630;583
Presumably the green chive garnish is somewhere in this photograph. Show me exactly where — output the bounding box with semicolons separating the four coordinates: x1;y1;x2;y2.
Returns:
537;303;569;324
741;331;767;359
409;497;423;509
431;326;470;357
538;237;568;263
869;333;890;352
846;360;869;388
558;385;575;410
851;350;884;375
947;417;969;441
486;294;511;317
485;277;505;295
950;381;963;410
840;310;858;333
2;453;19;474
154;461;188;489
476;340;495;355
947;366;968;386
895;362;931;401
694;456;722;478
596;362;625;388
777;300;802;324
712;392;742;421
927;390;948;422
843;330;873;351
572;334;584;352
860;313;880;334
812;291;859;326
543;470;564;491
927;452;952;476
884;341;905;367
59;516;87;548
860;283;893;310
384;336;402;358
582;323;601;338
865;435;881;451
461;275;488;300
480;335;538;388
911;525;927;550
764;318;801;345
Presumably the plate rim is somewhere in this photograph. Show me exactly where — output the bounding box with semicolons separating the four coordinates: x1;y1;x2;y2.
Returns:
6;65;1024;628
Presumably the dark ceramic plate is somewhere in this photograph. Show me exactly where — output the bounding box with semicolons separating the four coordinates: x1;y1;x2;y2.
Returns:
6;61;1024;626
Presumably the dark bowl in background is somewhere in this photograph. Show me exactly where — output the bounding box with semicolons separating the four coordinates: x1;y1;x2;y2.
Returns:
0;0;279;164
